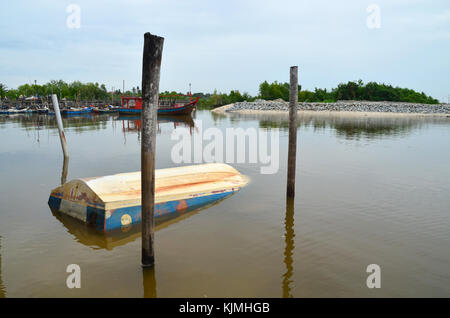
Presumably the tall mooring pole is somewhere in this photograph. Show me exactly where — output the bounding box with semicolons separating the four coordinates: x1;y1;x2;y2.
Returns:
141;32;164;267
286;66;298;198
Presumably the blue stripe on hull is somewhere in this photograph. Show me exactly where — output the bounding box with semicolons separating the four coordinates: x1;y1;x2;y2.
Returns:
117;108;141;115
117;105;194;115
48;191;233;232
62;107;93;115
48;195;62;211
158;107;188;114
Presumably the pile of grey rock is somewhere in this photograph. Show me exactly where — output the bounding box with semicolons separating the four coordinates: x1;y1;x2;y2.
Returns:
226;99;450;114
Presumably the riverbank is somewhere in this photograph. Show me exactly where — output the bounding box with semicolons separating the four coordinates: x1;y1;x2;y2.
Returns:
212;100;450;117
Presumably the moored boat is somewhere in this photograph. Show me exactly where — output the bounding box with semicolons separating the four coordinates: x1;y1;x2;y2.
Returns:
117;94;199;116
37;108;49;114
93;106;119;114
0;108;29;114
48;163;248;231
0;109;16;114
61;106;93;115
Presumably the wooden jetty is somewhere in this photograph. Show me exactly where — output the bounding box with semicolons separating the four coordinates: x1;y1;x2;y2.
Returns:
48;163;248;231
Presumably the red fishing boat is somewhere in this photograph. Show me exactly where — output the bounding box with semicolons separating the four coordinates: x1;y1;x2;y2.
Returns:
118;94;199;116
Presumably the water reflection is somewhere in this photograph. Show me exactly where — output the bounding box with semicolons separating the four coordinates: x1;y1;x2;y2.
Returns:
159;115;195;133
0;113;111;133
4;111;441;142
0;237;5;298
115;115;196;144
226;112;449;140
282;198;295;298
49;194;232;251
314;116;417;140
142;267;157;298
51;211;142;250
116;115;195;134
0;113;197;146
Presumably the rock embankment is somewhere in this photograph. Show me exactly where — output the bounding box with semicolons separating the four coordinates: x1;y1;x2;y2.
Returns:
224;99;450;114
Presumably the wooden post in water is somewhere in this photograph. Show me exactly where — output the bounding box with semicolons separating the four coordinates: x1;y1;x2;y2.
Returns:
282;198;295;297
51;94;69;160
141;32;164;268
286;66;298;198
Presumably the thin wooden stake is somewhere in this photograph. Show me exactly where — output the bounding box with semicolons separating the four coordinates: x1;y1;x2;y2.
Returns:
286;66;298;198
61;156;69;185
51;94;69;160
141;32;164;268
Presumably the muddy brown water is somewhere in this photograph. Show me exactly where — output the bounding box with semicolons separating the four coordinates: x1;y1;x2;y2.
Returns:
0;111;449;297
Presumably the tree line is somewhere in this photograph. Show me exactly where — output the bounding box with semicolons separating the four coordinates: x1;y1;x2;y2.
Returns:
259;79;439;104
0;80;141;101
195;80;439;108
1;79;439;107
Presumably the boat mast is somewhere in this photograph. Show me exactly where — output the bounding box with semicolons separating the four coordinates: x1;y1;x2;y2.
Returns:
122;80;125;107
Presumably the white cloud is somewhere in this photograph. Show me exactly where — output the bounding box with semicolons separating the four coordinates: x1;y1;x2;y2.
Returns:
0;0;449;99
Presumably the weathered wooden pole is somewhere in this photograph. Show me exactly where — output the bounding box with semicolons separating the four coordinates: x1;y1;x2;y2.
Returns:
141;32;164;268
282;198;295;298
286;66;298;198
51;94;69;159
61;156;69;185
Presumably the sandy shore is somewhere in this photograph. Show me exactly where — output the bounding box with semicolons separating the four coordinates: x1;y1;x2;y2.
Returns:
211;103;235;114
211;103;450;118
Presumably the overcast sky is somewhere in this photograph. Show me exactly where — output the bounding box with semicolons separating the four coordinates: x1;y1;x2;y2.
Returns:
1;0;449;101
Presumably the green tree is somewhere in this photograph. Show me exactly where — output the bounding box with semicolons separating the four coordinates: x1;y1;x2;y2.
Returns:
0;83;7;98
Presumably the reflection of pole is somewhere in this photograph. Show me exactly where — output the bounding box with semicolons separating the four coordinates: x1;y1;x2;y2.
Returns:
142;267;157;298
51;94;69;159
141;32;164;268
287;66;298;198
34;80;37;107
282;198;295;298
37;116;40;144
0;236;5;298
61;156;69;185
123;121;127;145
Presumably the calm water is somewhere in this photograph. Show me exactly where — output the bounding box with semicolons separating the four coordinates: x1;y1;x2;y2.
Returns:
0;110;449;297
